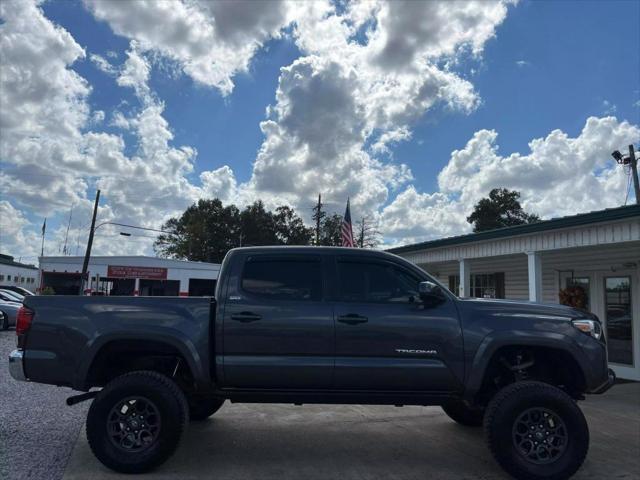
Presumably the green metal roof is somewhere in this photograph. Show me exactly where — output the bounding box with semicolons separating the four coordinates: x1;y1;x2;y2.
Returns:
387;204;640;254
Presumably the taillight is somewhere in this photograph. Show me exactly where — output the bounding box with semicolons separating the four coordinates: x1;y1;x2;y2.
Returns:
16;306;34;336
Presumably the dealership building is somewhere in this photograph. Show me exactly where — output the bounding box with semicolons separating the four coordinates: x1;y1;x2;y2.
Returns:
39;256;220;297
0;254;39;290
389;204;640;381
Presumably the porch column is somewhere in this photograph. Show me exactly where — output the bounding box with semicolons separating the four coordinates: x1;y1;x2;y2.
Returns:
459;259;471;298
133;278;140;296
527;251;542;302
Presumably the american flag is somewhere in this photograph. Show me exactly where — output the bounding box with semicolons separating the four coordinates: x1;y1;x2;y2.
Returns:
341;198;354;247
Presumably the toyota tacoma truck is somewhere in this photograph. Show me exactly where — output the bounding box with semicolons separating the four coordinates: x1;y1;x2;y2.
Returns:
9;246;615;479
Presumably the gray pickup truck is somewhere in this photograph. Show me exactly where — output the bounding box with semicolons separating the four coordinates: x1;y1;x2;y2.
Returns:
9;246;615;479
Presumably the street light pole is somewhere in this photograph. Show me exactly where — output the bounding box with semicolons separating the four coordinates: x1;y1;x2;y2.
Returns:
628;145;640;205
78;217;173;295
79;190;100;294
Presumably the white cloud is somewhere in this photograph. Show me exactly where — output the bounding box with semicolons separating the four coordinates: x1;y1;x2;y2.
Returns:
90;52;117;75
516;59;530;67
84;0;295;95
381;116;640;245
199;0;513;218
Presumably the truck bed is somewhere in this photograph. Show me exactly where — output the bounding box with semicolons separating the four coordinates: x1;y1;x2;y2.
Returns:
22;296;213;390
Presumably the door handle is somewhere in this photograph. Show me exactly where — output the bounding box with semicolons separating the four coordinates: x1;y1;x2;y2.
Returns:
231;312;262;323
337;314;368;325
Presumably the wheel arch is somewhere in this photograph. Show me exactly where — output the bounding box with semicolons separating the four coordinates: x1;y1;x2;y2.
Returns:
78;334;207;391
463;331;589;403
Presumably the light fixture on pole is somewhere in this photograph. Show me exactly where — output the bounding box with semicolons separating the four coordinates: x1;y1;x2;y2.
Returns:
611;145;639;205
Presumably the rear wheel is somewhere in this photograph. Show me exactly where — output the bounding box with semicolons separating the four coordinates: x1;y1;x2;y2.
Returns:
188;397;225;421
442;399;484;426
484;381;588;480
86;371;188;473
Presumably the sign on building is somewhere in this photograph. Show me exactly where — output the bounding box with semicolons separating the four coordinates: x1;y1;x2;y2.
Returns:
107;265;168;280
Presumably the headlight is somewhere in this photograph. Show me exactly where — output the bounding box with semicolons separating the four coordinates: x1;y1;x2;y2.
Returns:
572;319;602;340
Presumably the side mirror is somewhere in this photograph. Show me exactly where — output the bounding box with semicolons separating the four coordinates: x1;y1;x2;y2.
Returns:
418;281;445;305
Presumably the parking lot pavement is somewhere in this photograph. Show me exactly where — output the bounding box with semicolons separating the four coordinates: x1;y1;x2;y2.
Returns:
63;382;640;480
0;329;88;480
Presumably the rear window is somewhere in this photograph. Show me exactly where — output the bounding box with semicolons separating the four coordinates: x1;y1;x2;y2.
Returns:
241;256;322;301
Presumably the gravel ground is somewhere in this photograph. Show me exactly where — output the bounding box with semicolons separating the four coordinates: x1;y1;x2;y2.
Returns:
0;329;88;480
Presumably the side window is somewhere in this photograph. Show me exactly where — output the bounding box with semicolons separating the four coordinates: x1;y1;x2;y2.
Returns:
338;261;420;303
241;257;322;301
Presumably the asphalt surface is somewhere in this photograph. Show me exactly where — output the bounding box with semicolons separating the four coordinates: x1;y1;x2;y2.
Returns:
0;329;88;480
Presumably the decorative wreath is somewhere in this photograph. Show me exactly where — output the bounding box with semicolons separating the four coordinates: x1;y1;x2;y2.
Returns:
559;285;588;310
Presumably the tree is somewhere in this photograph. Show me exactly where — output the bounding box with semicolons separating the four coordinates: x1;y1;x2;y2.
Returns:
154;199;240;263
154;198;312;262
467;188;540;232
355;215;381;248
320;213;343;246
274;206;314;245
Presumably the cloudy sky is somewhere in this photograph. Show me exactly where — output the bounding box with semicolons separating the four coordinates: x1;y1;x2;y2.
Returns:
1;0;639;261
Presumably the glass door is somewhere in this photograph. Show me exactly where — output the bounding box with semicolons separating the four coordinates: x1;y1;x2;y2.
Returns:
604;276;634;367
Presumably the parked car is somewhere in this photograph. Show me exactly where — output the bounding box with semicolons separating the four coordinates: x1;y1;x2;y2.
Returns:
0;290;23;303
9;246;615;480
0;299;20;330
0;285;34;296
0;289;24;303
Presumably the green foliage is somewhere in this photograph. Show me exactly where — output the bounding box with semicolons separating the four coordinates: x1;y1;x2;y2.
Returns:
154;198;314;262
319;213;343;246
40;286;55;295
467;188;540;233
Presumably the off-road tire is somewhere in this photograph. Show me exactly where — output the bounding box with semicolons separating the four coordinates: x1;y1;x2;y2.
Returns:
188;396;225;421
442;399;484;426
86;371;188;473
484;381;589;480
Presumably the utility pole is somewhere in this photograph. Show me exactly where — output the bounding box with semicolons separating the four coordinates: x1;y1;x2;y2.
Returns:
629;145;640;205
80;189;100;295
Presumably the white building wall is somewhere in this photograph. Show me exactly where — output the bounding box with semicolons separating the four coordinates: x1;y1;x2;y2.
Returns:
0;263;38;288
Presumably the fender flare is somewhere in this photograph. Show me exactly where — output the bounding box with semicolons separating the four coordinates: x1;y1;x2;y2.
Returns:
462;330;589;401
74;330;208;390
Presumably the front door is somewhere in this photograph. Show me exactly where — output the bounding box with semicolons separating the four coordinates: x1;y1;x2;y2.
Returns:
332;256;464;391
602;274;638;380
222;253;334;389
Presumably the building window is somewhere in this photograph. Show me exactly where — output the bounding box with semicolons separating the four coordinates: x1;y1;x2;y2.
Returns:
448;275;460;296
448;273;505;298
6;275;11;281
0;275;4;281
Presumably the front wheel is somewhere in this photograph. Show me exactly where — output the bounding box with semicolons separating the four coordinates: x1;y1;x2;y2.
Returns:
86;371;188;473
484;381;589;480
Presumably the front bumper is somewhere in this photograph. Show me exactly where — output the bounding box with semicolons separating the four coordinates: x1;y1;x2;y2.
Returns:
590;367;616;394
9;349;27;382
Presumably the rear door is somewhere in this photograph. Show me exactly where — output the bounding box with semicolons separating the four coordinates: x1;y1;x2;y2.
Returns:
332;256;464;391
222;252;334;389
